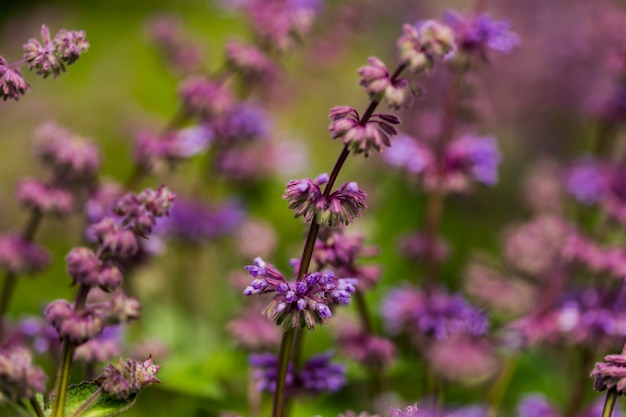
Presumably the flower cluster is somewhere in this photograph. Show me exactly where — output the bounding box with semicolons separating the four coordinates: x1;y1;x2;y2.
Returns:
358;57;421;109
0;345;47;401
179;76;235;118
249;351;345;395
96;356;161;400
397;20;456;73
443;10;520;56
0;57;28;101
225;39;277;83
283;173;367;228
328;106;400;157
243;257;357;328
0;234;49;275
592;352;626;394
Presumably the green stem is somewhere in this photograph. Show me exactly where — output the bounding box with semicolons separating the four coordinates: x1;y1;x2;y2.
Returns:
485;355;520;412
601;390;617;417
271;329;295;417
70;387;103;417
51;340;75;417
29;398;45;417
0;209;43;342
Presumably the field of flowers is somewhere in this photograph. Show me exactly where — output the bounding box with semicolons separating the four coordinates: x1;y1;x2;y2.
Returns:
1;1;626;416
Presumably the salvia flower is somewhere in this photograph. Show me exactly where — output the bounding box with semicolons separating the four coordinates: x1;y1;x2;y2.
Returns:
0;57;29;101
445;134;502;186
389;404;423;417
358;57;421;109
249;351;345;395
225;39;277;82
0;233;49;274
179;76;234;118
382;134;433;175
243;257;357;328
515;394;561;417
210;102;272;144
329;106;400;157
283;173;367;227
592;351;626;394
564;158;612;205
74;325;122;363
397;21;456;73
443;10;520;55
23;24;89;79
44;299;104;344
97;356;160;400
0;345;47;401
17;178;74;216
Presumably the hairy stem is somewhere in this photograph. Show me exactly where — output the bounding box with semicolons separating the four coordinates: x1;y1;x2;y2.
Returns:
51;340;75;417
271;328;295;417
0;208;43;341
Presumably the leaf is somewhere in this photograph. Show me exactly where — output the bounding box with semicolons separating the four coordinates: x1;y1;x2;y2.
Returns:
44;382;137;417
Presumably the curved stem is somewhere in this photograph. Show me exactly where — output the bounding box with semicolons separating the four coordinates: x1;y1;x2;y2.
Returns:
70;387;103;417
271;329;295;417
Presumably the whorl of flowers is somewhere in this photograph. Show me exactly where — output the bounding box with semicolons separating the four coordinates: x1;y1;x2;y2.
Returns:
0;57;28;101
242;257;357;328
329;106;400;157
0;345;47;401
23;24;89;79
591;352;626;394
397;20;456;73
443;10;520;55
283;173;367;228
96;356;161;400
358;57;421;109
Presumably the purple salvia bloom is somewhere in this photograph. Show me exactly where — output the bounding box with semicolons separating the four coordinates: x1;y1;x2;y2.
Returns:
52;29;89;65
45;301;105;345
210;102;272;144
358;57;421;109
446;134;502;186
0;345;47;401
179;76;234;118
249;353;296;393
515;395;561;417
17;179;74;217
444;10;520;55
335;322;396;368
312;229;365;268
389;404;423;417
328;106;400;157
0;57;29;101
382;134;433;175
283;174;327;224
564;158;611;204
0;233;49;274
74;325;122;363
225;39;277;81
397;21;456;73
299;352;346;394
98;356;161;400
323;182;367;227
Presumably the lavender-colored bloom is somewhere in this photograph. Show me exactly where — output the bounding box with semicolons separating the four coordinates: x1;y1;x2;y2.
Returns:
389;404;423;417
516;395;561;417
397;21;456;73
564;158;611;204
299;352;346;394
17;178;74;216
98;356;160;400
329;106;400;157
335;322;395;368
45;300;104;345
399;231;449;263
249;353;295;393
155;197;244;243
23;24;89;79
444;10;520;54
0;57;29;101
382;134;432;175
18;317;59;354
0;233;49;274
225;39;277;81
358;57;420;109
242;257;357;328
426;336;498;385
179;76;234;118
227;302;281;350
381;285;488;339
210;102;272;144
74;325;122;362
33;122;100;179
446;134;502;186
0;345;47;401
313;229;366;269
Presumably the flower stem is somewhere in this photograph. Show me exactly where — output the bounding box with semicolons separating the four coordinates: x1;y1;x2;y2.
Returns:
601;389;617;417
0;208;43;342
271;328;295;417
51;339;75;417
29;398;45;417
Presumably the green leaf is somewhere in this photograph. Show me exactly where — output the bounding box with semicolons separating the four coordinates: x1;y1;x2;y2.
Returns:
44;382;137;417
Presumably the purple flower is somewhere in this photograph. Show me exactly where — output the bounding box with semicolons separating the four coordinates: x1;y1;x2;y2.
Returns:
249;353;295;393
242;257;357;328
225;39;277;81
74;325;122;362
154;197;244;244
397;21;456;73
564;158;611;204
382;134;433;175
426;336;498;385
335;322;395;368
179;76;234;118
358;57;421;109
210;102;272;144
0;345;47;401
329;106;400;157
516;395;561;417
227;302;281;350
389;404;423;417
446;134;502;186
17;178;74;216
98;356;160;400
0;233;49;275
443;10;520;54
0;57;29;101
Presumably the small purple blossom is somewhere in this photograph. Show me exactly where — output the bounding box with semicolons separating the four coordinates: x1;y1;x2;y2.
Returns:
445;134;502;186
0;345;47;401
17;178;74;216
0;57;29;101
382;134;433;175
98;356;161;400
515;395;561;417
564;158;612;204
443;10;520;55
329;106;400;157
210;102;272;144
358;57;421;109
397;21;456;73
179;76;234;118
0;233;49;275
389;404;423;417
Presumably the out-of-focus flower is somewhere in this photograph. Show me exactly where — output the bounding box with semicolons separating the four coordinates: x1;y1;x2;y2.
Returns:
145;15;205;74
0;345;47;401
179;76;234;118
399;231;449;263
397;21;456;73
227;302;281;350
74;325;122;363
225;39;277;82
515;395;561;417
236;219;277;259
426;336;499;385
210;102;272;144
0;234;49;275
444;10;520;55
334;321;395;368
17;179;74;217
389;404;423;417
382;134;433;175
444;134;502;186
522;158;564;214
564;158;612;205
